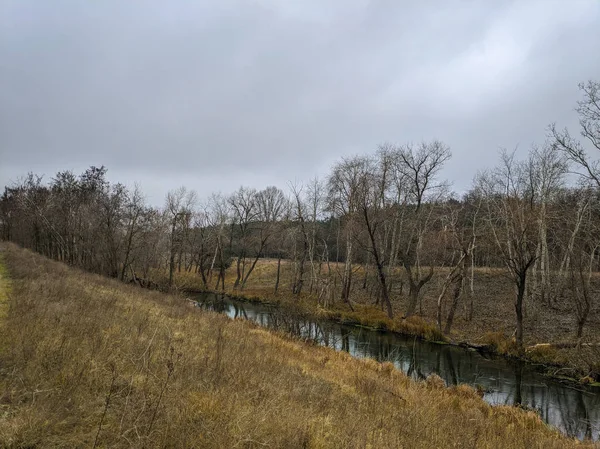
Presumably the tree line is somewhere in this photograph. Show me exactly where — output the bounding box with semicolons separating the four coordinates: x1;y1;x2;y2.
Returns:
1;81;599;348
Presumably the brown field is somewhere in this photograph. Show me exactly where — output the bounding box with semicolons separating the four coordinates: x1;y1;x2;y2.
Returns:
0;243;592;448
163;258;600;379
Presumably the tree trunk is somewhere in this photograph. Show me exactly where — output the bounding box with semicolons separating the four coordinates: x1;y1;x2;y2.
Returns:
363;207;393;318
444;267;465;335
214;242;226;291
241;249;264;290
168;217;177;289
208;238;220;285
120;214;137;281
177;244;183;273
468;242;475;321
233;252;243;289
576;314;587;340
374;258;393;319
341;236;353;304
436;252;467;332
404;264;433;317
293;224;309;296
574;249;594;340
198;252;207;288
406;280;419;317
274;256;282;294
515;273;526;349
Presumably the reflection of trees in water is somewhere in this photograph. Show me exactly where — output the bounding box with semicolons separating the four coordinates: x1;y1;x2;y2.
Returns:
445;350;459;385
575;386;600;439
514;364;522;406
232;303;248;319
342;324;600;440
405;340;426;381
341;327;350;352
196;293;229;314
553;384;598;440
261;312;339;350
576;389;594;441
196;293;600;441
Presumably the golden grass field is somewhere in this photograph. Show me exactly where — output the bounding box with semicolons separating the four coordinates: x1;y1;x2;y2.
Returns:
0;243;593;448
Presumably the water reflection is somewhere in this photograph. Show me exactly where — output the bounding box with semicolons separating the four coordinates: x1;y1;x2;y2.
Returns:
195;293;600;441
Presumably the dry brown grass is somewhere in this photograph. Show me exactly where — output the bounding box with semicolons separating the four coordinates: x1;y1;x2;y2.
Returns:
0;243;592;448
167;258;600;378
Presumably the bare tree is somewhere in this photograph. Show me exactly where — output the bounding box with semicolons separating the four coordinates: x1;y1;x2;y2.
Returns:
120;184;145;281
165;187;197;289
563;188;600;340
435;201;475;334
527;144;568;304
355;155;394;318
290;183;310;295
477;150;539;348
327;157;365;308
551;80;600;188
207;193;231;291
550;80;600;340
569;245;597;341
228;187;258;289
188;206;214;288
306;177;325;294
390;141;451;317
240;186;287;290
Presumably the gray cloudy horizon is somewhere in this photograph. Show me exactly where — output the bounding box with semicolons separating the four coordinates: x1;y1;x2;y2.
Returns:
1;0;599;205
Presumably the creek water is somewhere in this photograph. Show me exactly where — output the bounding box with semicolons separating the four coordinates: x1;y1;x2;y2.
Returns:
194;292;600;440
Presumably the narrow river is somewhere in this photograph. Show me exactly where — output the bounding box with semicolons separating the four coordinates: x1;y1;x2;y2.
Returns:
194;292;600;440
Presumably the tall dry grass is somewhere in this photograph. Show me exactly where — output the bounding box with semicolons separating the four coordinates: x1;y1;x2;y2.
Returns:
0;243;591;448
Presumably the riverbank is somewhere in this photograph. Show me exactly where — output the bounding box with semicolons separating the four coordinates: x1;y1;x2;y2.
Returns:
194;290;600;439
185;284;600;387
154;259;600;377
156;257;600;383
0;243;585;448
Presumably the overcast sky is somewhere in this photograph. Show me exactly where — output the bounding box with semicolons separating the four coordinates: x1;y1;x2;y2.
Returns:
1;0;599;205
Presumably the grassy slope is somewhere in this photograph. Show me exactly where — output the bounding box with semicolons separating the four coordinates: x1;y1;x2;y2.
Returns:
0;250;8;319
0;244;591;448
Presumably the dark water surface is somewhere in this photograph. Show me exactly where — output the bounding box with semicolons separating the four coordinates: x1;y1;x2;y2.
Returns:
194;292;600;440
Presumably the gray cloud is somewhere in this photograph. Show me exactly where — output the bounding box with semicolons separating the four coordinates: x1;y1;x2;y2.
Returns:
1;0;599;204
